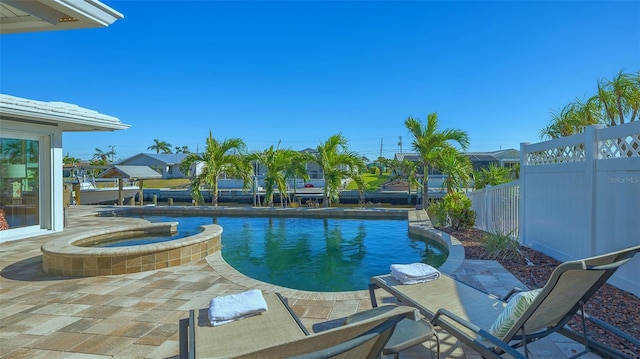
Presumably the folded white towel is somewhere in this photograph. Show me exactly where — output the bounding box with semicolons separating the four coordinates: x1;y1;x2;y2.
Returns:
208;289;268;326
390;263;441;285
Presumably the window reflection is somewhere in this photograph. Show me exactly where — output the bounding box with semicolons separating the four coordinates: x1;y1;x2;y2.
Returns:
1;138;39;230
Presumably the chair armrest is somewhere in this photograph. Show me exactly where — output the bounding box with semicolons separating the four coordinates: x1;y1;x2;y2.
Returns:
431;308;526;359
503;287;527;301
276;293;310;336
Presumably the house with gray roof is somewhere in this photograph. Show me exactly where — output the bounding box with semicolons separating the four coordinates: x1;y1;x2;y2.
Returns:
394;149;520;174
116;153;203;179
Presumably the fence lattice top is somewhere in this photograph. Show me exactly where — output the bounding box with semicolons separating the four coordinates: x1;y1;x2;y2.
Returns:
525;123;640;165
526;145;586;165
598;135;640;159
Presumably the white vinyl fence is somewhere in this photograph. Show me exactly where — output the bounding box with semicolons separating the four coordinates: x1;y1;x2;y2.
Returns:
520;122;640;296
468;181;519;237
468;122;639;295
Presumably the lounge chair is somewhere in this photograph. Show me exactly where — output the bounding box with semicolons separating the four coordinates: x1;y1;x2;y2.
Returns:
369;245;640;358
179;292;421;359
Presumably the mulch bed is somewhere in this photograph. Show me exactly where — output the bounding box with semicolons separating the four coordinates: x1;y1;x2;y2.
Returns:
439;227;640;358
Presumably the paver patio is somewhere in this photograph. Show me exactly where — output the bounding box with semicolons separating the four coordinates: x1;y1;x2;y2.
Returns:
0;206;600;358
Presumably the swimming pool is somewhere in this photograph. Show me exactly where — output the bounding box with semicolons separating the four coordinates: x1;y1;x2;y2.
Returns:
132;215;447;292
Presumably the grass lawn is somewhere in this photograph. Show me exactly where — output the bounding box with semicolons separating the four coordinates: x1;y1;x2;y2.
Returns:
142;178;191;189
345;173;389;191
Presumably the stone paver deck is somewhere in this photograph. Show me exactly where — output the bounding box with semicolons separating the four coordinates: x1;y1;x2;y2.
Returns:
0;206;599;358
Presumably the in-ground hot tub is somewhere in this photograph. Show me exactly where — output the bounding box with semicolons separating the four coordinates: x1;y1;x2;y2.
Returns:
42;222;222;277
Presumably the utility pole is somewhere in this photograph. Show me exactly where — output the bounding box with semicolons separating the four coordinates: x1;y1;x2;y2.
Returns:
108;145;115;162
379;138;383;158
398;136;403;153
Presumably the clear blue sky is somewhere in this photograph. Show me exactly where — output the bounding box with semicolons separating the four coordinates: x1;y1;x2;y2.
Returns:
2;1;639;161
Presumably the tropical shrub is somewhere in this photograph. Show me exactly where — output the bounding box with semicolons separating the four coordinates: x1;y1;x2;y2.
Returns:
473;163;511;190
428;192;476;230
445;192;476;230
427;200;449;227
482;227;524;261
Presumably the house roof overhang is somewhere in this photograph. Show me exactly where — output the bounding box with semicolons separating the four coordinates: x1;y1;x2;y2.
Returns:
98;165;162;180
0;0;123;34
0;94;130;131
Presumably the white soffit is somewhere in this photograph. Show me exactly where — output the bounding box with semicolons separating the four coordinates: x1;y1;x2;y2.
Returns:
0;94;131;131
0;0;123;34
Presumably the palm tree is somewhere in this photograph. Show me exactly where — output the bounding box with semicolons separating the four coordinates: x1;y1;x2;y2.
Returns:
405;113;470;208
248;144;298;207
346;157;368;206
375;156;388;175
148;139;173;154
403;159;421;205
174;145;190;153
179;131;252;206
387;158;420;204
592;70;639;126
63;154;80;166
311;134;366;207
435;148;472;194
540;71;639;140
92;148;108;162
540;98;603;140
89;148;110;171
473;163;511;190
284;151;311;202
509;163;521;180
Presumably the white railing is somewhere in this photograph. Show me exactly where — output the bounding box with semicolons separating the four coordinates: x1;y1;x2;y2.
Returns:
468;181;519;237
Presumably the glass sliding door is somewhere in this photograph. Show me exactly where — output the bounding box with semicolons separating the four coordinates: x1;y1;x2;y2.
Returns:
1;138;39;230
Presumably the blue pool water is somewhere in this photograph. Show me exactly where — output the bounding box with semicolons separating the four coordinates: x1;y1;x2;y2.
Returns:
116;215;447;292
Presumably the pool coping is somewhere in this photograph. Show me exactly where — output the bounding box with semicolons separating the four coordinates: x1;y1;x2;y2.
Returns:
41;221;223;276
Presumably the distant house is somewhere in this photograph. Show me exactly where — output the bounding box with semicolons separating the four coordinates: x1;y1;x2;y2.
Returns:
116;153;203;179
394;149;520;174
115;148;329;186
464;149;520;172
299;148;323;179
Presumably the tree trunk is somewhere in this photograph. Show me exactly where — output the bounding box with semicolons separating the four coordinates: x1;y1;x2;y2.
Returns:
212;181;219;207
323;186;329;207
422;164;429;209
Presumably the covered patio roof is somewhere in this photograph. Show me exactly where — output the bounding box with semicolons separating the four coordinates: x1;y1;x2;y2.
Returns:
0;94;130;131
98;165;162;180
0;0;123;34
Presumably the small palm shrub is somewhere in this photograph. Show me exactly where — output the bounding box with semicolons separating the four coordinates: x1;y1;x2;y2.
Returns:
428;192;476;230
473;163;511;190
427;200;449;227
482;227;524;261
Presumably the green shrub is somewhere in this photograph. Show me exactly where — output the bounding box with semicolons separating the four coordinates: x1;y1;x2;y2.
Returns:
482;227;523;261
428;192;476;230
445;193;476;230
473;163;511;190
427;200;449;227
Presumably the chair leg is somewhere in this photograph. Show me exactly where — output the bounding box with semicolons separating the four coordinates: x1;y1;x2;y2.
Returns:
567;301;590;359
522;326;529;358
369;283;379;308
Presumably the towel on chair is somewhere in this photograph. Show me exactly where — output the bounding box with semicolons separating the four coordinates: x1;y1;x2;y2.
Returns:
208;289;268;326
390;263;441;285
